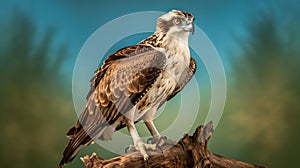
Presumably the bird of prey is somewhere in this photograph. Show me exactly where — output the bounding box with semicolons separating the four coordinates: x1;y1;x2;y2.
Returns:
58;9;196;168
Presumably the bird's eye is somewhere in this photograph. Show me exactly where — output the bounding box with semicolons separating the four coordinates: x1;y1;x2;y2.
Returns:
173;18;181;25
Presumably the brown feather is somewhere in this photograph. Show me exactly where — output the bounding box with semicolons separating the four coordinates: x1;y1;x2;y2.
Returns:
59;44;166;167
59;9;196;167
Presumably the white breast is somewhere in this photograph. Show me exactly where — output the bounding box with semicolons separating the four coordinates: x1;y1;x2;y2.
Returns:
133;45;190;120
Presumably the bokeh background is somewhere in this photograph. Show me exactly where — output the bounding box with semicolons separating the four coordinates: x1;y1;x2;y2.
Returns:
0;0;299;168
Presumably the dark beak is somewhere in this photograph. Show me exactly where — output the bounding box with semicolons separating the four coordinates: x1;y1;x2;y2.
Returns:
184;21;195;34
191;23;194;35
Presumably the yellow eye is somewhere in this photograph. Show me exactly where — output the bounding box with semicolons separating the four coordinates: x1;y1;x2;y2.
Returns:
174;18;181;25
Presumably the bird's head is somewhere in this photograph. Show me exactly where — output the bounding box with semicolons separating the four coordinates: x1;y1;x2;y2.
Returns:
156;10;195;37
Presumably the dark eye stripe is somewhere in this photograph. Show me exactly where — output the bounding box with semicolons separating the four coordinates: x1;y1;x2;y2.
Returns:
157;18;173;33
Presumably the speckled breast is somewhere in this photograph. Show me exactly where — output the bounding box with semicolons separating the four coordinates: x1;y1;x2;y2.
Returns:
135;53;188;115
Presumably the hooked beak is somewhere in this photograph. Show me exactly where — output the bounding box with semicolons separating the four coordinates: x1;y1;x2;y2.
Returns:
191;23;194;34
184;22;195;34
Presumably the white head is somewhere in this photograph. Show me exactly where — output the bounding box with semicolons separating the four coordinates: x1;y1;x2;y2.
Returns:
156;10;195;38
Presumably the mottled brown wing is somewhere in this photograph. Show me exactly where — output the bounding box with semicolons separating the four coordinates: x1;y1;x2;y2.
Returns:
165;57;196;102
77;45;166;136
60;45;166;166
87;45;159;99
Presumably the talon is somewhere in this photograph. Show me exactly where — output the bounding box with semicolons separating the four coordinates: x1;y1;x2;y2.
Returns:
125;146;129;153
157;145;163;153
125;145;135;153
127;138;171;160
157;136;177;147
161;136;168;140
157;137;165;147
143;155;149;161
147;137;153;144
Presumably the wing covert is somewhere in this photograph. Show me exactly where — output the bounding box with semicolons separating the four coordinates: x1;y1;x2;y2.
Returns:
77;45;166;137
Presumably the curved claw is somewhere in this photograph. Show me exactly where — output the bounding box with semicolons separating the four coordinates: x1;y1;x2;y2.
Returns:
125;146;129;153
147;137;153;144
126;138;171;160
157;136;167;146
143;154;149;161
156;145;163;153
125;145;136;153
156;136;177;148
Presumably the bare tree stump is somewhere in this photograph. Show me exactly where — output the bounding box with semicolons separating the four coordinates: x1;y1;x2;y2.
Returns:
81;122;267;168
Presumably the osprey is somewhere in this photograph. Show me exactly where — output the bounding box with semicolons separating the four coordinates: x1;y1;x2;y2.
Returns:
59;9;196;167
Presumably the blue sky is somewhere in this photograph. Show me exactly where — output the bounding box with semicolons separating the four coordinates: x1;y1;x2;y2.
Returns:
0;0;298;74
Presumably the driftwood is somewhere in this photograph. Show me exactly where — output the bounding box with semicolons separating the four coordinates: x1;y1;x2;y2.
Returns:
81;122;267;168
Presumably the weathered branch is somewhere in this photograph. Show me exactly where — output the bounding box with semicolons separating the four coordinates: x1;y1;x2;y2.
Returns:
81;122;267;168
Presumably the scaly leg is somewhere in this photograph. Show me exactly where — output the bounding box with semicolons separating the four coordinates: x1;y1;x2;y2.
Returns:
145;121;161;143
126;120;157;160
145;120;177;146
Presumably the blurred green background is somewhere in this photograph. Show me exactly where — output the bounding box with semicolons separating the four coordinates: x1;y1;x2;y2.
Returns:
0;0;299;168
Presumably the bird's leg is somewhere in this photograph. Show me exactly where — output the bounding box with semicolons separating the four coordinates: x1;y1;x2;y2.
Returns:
126;120;157;160
145;121;161;144
145;120;177;146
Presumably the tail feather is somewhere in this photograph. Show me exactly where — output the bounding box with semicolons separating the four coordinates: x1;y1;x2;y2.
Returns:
58;129;92;168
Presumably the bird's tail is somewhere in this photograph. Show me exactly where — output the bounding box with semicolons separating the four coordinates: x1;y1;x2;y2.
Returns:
58;127;92;168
